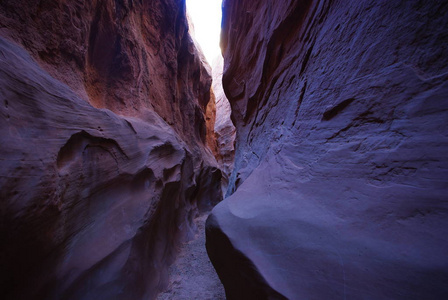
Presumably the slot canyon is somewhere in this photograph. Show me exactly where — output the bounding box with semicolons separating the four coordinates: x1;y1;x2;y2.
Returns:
0;0;447;299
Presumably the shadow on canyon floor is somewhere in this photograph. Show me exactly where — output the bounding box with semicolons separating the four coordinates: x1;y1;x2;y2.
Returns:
157;213;225;300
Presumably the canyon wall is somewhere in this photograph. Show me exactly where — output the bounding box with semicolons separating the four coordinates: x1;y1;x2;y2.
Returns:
0;0;212;145
212;55;236;188
0;1;221;299
207;0;448;299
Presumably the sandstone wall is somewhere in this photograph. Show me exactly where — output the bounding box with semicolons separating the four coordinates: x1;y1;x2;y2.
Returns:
0;0;211;146
212;55;236;189
0;1;221;299
207;0;448;299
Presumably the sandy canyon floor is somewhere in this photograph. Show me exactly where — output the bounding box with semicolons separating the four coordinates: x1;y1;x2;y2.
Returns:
157;213;225;300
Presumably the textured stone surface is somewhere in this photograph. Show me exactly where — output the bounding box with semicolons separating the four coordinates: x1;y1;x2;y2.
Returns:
205;87;220;159
0;0;212;146
0;1;221;299
212;55;236;186
207;0;448;299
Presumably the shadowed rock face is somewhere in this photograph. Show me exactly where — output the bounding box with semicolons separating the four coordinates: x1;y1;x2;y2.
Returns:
0;1;221;299
207;0;448;299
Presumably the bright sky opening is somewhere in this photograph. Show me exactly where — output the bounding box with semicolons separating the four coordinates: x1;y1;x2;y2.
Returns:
186;0;223;64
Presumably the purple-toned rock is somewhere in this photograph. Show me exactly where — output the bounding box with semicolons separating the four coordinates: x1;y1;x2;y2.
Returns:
0;1;221;299
207;0;448;299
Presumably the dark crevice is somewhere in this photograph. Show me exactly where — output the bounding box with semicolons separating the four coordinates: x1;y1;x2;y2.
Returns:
206;215;288;300
322;98;355;121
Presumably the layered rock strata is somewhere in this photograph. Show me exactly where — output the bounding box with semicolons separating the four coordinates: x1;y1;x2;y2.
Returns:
0;1;221;299
207;0;448;299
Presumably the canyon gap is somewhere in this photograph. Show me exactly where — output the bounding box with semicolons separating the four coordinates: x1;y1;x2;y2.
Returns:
1;0;448;299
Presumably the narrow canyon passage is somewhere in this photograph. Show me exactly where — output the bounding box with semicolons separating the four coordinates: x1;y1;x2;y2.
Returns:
157;213;225;300
0;0;227;299
1;0;448;299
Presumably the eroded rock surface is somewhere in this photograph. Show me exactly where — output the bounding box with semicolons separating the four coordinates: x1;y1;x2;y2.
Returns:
207;0;448;299
0;0;212;146
0;1;221;299
212;56;236;188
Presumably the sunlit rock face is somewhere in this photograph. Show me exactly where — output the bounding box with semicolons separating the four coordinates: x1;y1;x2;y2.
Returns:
0;1;221;299
212;55;236;190
0;0;212;146
207;0;448;299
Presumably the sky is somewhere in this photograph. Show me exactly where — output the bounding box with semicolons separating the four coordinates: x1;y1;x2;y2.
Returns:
186;0;223;63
